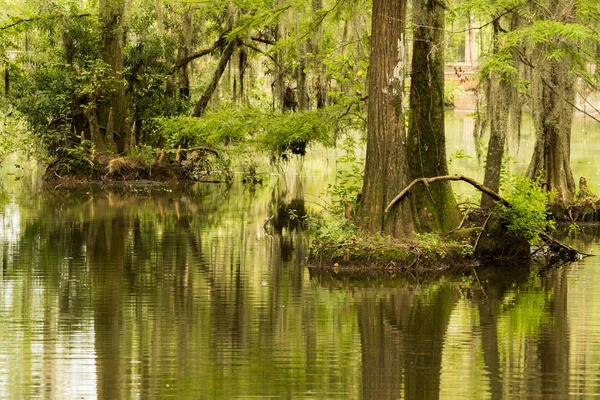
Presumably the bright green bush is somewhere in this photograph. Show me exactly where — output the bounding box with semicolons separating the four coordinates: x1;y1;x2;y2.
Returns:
496;174;555;244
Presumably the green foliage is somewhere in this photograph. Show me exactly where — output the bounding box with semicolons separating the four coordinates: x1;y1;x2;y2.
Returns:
444;80;461;107
327;153;363;216
128;144;159;167
313;218;356;246
496;174;555;244
154;103;361;155
62;138;96;174
0;108;37;163
448;149;472;166
568;222;581;237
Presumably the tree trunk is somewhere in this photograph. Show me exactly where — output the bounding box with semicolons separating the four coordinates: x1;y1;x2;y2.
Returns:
526;57;576;204
98;0;128;153
312;0;327;109
4;63;8;97
526;0;576;204
407;0;461;232
177;9;193;99
481;15;521;209
357;0;413;237
481;76;511;208
192;40;235;117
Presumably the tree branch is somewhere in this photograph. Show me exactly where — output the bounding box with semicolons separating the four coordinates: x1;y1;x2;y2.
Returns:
1;13;92;31
192;39;236;117
540;76;600;125
386;174;593;258
251;36;275;46
385;175;509;213
169;40;222;75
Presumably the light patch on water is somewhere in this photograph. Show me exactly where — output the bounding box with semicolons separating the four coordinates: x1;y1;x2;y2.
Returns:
0;203;20;246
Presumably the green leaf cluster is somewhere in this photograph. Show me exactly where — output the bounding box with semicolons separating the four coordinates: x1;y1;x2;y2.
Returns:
154;102;362;155
496;174;555;244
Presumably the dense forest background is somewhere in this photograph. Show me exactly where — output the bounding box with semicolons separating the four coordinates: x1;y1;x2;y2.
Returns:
1;0;599;237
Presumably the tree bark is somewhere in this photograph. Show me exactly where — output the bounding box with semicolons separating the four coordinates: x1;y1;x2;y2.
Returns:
357;0;412;237
407;0;461;232
526;0;576;204
526;57;576;204
192;39;235;117
176;9;194;99
98;0;128;153
481;76;511;208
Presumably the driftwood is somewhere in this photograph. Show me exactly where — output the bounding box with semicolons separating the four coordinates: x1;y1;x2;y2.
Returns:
386;174;592;259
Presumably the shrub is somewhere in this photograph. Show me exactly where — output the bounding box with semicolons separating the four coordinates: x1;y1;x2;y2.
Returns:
496;174;555;244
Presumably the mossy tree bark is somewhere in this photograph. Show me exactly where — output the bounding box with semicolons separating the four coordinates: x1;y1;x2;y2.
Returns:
407;0;461;231
98;0;129;153
481;77;511;209
357;0;413;238
481;18;518;209
526;0;576;204
177;9;193;99
192;40;235;117
526;56;576;204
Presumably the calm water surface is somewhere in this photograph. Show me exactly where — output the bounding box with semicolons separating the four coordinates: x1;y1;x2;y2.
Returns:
1;114;600;399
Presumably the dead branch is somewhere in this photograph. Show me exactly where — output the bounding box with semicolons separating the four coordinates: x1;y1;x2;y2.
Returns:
386;174;591;258
385;174;509;213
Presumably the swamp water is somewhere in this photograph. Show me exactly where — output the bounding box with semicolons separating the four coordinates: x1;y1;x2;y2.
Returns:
1;113;600;399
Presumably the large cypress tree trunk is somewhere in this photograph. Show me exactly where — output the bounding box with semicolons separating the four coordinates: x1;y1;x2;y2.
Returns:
526;57;576;204
357;0;413;237
407;0;460;232
98;0;129;153
526;0;576;204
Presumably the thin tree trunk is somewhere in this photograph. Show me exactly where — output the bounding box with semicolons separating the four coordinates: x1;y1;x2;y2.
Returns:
407;0;461;232
177;9;193;99
481;18;515;209
192;40;235;117
481;77;511;208
4;63;8;97
357;0;412;237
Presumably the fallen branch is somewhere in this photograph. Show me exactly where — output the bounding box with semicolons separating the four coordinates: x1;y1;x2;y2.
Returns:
386;174;593;259
385;174;508;213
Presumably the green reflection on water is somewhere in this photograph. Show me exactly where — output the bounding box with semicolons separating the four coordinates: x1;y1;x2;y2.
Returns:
1;114;600;399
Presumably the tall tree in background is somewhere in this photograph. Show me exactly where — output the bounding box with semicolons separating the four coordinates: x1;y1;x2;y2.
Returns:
480;14;520;209
357;0;413;237
526;0;577;204
407;0;460;231
96;0;130;153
